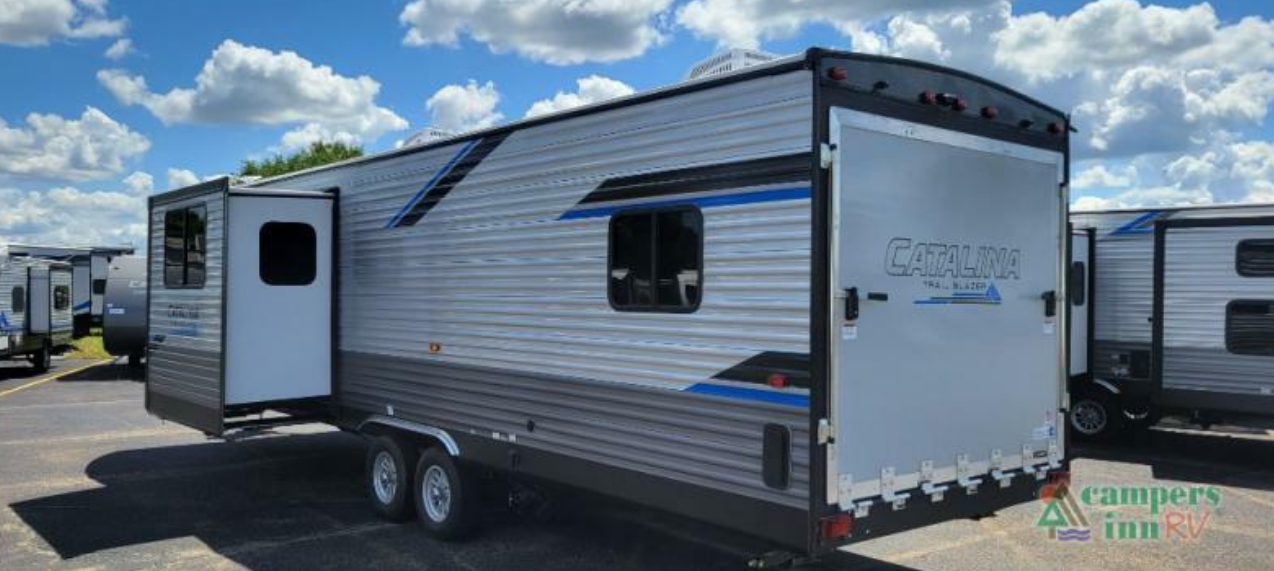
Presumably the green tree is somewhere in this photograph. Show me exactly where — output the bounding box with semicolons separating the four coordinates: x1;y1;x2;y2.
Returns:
239;141;364;178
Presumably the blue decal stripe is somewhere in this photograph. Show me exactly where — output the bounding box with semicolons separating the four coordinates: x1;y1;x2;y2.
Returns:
559;186;811;220
684;383;810;407
384;138;480;229
73;301;90;312
1109;210;1162;236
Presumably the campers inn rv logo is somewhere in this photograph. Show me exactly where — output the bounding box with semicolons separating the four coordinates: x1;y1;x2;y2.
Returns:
884;237;1022;306
1036;482;1221;543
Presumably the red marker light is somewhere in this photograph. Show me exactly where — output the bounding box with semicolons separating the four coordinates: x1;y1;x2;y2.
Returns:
820;514;853;540
826;67;848;81
1047;122;1065;135
767;373;788;389
981;106;999;119
952;97;968;112
918;90;938;105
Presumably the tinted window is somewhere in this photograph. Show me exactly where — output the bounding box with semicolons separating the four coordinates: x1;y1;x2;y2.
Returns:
259;222;317;286
1227;300;1274;357
92;279;106;295
1069;261;1086;306
1237;240;1274;277
163;206;207;288
608;207;702;312
54;285;70;310
11;286;24;314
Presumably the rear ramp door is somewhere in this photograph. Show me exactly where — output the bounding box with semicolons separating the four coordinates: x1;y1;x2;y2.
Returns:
829;108;1065;510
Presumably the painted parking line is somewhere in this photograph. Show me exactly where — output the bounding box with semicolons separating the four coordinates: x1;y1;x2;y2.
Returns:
0;359;112;400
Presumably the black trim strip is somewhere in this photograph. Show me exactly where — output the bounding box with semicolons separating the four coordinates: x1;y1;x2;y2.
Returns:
712;351;811;389
394;132;511;227
576;153;811;206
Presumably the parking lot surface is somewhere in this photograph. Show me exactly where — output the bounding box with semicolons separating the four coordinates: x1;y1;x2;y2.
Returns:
2;360;1274;570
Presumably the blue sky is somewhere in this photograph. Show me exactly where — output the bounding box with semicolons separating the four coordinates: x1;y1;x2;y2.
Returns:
1;0;1272;247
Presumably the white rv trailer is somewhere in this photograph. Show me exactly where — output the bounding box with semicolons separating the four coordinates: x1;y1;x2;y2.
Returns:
144;49;1071;558
1069;205;1274;439
0;249;74;371
7;243;136;336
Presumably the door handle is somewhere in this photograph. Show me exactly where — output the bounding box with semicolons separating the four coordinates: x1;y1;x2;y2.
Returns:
1041;290;1057;318
845;287;859;321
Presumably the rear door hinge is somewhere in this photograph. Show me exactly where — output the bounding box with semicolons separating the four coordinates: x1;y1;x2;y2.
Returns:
817;418;834;444
819;143;836;169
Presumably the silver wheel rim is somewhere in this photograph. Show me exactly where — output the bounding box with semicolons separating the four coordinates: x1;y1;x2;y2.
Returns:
1072;399;1107;435
372;451;398;505
422;465;452;522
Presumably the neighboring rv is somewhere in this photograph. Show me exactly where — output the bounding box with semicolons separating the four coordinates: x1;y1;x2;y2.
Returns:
7;244;136;336
103;256;147;367
144;49;1070;559
0;250;74;371
1069;205;1274;439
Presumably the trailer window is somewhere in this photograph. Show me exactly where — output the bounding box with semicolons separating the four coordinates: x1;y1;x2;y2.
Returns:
608;207;702;312
54;285;70;310
259;222;316;286
163;206;207;288
92;279;106;295
11;286;24;314
1069;261;1086;306
1237;240;1274;277
1226;300;1274;357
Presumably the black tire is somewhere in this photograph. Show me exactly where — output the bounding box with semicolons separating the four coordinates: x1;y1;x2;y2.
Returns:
30;341;51;373
127;351;143;368
414;447;479;540
1069;388;1124;442
365;436;417;522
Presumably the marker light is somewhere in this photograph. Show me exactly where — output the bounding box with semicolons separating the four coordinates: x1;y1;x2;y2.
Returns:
918;90;938;105
820;514;853;540
1047;122;1065;135
981;106;999;119
767;373;788;389
827;67;848;81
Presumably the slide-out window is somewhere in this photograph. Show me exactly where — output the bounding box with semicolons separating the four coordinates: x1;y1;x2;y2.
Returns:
54;285;70;310
1226;300;1274;357
259;222;317;286
92;279;106;295
11;286;24;314
1069;261;1087;306
1237;239;1274;277
163;206;207;288
608;206;703;313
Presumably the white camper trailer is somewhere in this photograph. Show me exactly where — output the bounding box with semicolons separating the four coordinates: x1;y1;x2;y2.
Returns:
144;49;1071;558
0;250;73;371
1069;205;1274;439
7;244;136;336
102;256;148;367
1070;207;1274;438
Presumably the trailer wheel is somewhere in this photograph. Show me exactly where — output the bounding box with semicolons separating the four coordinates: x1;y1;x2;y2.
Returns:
30;341;51;373
1069;389;1123;441
365;436;416;522
414;447;478;540
127;351;143;368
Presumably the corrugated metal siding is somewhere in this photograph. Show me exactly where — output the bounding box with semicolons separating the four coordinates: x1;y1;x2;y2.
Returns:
0;259;28;337
264;70;814;506
51;268;72;334
147;194;225;410
1162;225;1274;395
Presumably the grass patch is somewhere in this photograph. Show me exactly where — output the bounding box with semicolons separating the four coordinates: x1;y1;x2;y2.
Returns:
66;334;111;360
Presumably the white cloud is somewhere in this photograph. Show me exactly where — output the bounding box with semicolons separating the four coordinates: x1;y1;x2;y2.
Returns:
426;80;503;134
399;0;673;65
0;185;145;247
1071;186;1215;211
0;106;149;182
121;170;151;195
166;168;199;190
0;0;125;46
98;40;407;147
1073;164;1137;190
676;0;988;49
103;36;132;59
525;75;635;118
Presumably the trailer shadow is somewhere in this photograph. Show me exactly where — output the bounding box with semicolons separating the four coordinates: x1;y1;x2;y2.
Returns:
54;360;143;383
1074;425;1274;493
10;431;913;571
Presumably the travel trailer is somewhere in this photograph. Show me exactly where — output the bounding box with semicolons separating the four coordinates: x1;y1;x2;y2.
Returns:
0;249;73;371
1069;205;1274;439
102;256;148;367
144;49;1070;560
7;244;136;336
